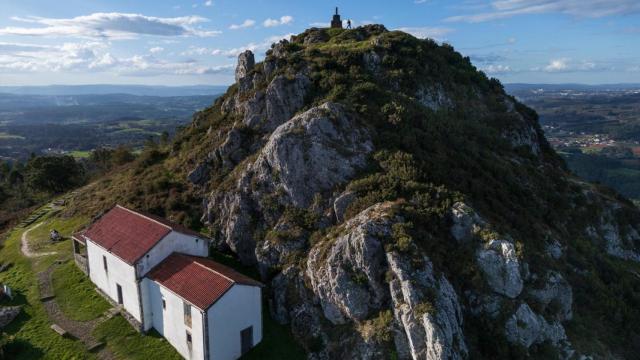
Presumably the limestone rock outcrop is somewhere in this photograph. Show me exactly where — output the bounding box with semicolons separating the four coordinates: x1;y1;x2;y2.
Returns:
205;102;373;264
528;271;573;322
476;239;523;299
235;50;255;81
0;306;21;329
505;303;567;348
304;203;468;359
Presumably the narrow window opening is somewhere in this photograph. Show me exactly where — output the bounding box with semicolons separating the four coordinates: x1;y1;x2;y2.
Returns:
103;255;108;273
183;302;192;327
162;297;166;310
116;284;123;305
186;330;192;349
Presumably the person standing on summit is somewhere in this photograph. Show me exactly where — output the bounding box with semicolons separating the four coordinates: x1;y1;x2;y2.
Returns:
347;19;352;29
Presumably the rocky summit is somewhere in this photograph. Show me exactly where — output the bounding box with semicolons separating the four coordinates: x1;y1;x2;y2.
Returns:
70;25;640;359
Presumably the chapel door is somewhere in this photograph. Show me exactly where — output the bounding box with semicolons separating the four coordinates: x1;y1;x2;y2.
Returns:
240;326;253;355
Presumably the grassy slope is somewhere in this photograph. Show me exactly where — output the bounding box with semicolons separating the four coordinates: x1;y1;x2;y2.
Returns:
26;213;89;252
93;316;182;360
0;224;90;359
0;208;181;359
51;261;111;322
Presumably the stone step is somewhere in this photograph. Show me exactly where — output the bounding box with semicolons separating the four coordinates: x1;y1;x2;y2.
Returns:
51;324;67;337
86;341;105;352
40;294;55;302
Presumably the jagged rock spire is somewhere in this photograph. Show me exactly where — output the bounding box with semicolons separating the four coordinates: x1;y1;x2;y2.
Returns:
235;50;255;82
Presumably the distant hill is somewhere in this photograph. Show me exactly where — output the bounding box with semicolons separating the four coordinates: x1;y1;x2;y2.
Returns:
0;84;229;97
506;83;640;93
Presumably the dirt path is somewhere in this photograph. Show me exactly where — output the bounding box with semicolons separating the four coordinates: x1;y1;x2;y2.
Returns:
20;222;58;258
21;220;114;358
38;264;116;359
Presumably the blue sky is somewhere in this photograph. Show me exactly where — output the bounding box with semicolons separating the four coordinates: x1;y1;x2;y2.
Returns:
0;0;639;85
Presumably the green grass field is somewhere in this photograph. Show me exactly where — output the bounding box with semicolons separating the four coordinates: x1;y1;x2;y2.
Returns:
27;213;89;253
51;261;111;321
0;132;25;140
94;316;182;360
0;223;90;359
69;150;92;159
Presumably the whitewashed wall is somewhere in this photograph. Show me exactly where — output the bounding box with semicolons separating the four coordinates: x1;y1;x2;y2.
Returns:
143;278;205;360
135;231;209;277
87;240;142;321
207;285;262;360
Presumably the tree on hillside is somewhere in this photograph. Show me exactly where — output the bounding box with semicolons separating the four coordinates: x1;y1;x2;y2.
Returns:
0;186;7;203
25;155;85;193
111;145;135;166
90;148;113;170
0;161;10;181
89;146;135;173
7;169;23;186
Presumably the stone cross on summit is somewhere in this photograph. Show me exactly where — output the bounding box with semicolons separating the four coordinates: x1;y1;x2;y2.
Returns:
331;7;343;29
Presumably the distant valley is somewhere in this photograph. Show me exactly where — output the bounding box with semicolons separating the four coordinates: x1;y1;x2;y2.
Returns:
0;85;226;161
508;83;640;201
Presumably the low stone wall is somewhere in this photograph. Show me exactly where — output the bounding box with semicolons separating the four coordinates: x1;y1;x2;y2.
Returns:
74;254;88;275
94;288;143;332
0;306;21;329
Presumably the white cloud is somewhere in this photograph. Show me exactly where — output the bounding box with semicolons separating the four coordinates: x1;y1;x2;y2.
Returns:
536;58;602;73
204;0;213;6
482;64;512;74
0;41;53;52
181;33;294;59
0;41;109;72
414;0;429;3
263;16;294;28
0;40;233;76
149;46;164;54
396;27;454;40
544;58;569;72
445;0;640;23
229;19;256;30
0;12;221;39
182;47;204;56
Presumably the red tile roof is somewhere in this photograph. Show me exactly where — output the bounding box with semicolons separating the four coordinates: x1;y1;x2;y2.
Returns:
147;253;263;310
141;212;204;239
83;205;204;265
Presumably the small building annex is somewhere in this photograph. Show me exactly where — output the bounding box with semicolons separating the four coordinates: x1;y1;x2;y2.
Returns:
72;205;263;360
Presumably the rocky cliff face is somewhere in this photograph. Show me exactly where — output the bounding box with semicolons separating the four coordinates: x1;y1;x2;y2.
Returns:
181;26;640;359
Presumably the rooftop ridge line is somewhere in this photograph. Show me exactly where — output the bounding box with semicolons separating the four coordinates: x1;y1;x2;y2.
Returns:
189;255;237;284
115;204;173;232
